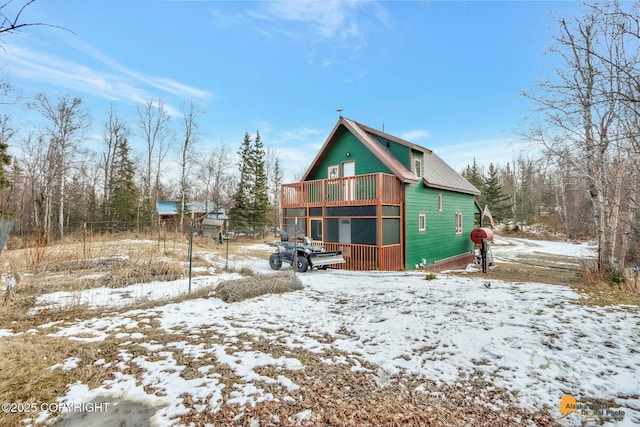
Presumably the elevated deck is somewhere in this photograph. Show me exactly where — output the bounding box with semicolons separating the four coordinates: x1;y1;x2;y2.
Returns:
281;173;402;208
281;173;404;271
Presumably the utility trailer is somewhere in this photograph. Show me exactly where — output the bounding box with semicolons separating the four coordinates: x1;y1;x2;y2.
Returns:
268;233;345;272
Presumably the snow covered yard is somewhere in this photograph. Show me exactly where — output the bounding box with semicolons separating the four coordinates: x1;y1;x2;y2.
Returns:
1;237;639;426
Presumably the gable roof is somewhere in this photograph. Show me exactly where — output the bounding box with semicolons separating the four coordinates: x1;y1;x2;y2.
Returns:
302;117;481;196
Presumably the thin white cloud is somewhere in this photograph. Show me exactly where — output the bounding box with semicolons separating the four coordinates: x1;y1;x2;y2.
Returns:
401;129;431;141
279;127;322;142
3;41;212;113
258;144;315;182
250;1;387;56
432;137;536;172
208;8;248;29
66;37;213;102
258;1;363;40
265;125;326;180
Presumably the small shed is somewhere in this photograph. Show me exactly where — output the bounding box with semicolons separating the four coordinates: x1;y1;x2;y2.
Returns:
202;217;227;238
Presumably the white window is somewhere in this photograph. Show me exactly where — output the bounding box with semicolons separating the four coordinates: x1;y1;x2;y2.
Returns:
413;158;423;178
438;193;443;212
455;212;463;234
418;213;426;232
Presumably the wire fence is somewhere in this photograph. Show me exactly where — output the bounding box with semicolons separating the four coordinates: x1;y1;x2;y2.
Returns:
4;218;275;312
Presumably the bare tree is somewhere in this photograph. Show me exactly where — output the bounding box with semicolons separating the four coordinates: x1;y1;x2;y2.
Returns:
135;99;172;225
524;4;637;270
198;141;231;215
177;100;202;229
29;94;89;238
15;132;49;232
0;0;67;36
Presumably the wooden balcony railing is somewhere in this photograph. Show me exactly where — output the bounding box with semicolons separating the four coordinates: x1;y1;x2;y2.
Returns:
321;242;403;271
282;173;402;208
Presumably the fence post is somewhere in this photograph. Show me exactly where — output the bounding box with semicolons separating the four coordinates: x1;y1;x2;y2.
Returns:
188;219;194;294
293;221;298;277
225;229;230;270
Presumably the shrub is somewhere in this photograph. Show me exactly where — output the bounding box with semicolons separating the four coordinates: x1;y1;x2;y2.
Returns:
424;272;437;281
605;270;625;288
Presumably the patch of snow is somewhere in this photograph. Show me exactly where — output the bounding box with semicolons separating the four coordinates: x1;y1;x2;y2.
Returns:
29;272;242;314
50;357;81;371
0;328;16;337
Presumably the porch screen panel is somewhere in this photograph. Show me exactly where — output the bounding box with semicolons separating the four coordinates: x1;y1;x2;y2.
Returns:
310;220;322;241
325;205;376;217
283;218;307;238
351;219;377;245
284;208;306;217
382;218;400;245
325;218;339;242
382;205;401;217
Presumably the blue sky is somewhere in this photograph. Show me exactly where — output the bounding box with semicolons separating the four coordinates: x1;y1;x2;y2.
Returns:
2;0;582;181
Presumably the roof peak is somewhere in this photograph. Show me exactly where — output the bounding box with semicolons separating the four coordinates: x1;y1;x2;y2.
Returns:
339;117;433;154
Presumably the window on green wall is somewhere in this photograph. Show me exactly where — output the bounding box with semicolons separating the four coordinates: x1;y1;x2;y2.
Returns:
438;193;443;212
418;213;426;232
455;212;463;234
413;158;423;178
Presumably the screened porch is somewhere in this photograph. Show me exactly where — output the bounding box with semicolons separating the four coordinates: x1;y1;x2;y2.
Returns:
280;173;404;271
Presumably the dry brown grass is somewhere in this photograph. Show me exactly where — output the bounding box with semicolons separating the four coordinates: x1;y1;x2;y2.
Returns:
179;335;558;427
215;271;303;302
0;232;275;331
0;334;112;427
1;314;561;427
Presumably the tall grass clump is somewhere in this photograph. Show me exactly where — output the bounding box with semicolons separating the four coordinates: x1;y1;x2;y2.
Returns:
577;260;638;294
215;272;303;303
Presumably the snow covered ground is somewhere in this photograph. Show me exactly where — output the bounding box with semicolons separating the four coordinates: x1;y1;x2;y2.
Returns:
491;235;597;261
4;237;639;426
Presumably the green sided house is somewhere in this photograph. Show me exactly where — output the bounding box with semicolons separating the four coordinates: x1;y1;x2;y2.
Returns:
281;117;481;271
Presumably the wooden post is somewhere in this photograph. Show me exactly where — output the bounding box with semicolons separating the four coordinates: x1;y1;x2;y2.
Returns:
377;173;383;270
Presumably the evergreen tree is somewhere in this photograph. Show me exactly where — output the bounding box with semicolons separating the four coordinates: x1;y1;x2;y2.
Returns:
109;137;139;230
514;158;536;226
0;136;12;191
230;131;270;233
251;131;269;228
137;197;155;230
230;132;253;231
483;163;512;224
0;146;11;216
86;187;99;225
462;159;485;205
271;157;282;229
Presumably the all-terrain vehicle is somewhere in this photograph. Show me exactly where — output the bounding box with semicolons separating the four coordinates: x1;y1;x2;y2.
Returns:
268;232;345;272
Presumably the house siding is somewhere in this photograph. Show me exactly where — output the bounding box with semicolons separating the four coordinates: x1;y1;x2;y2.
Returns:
369;134;411;168
404;184;475;269
310;130;392;180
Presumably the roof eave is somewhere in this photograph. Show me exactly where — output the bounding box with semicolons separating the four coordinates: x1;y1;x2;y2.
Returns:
422;178;481;196
300;119;345;182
